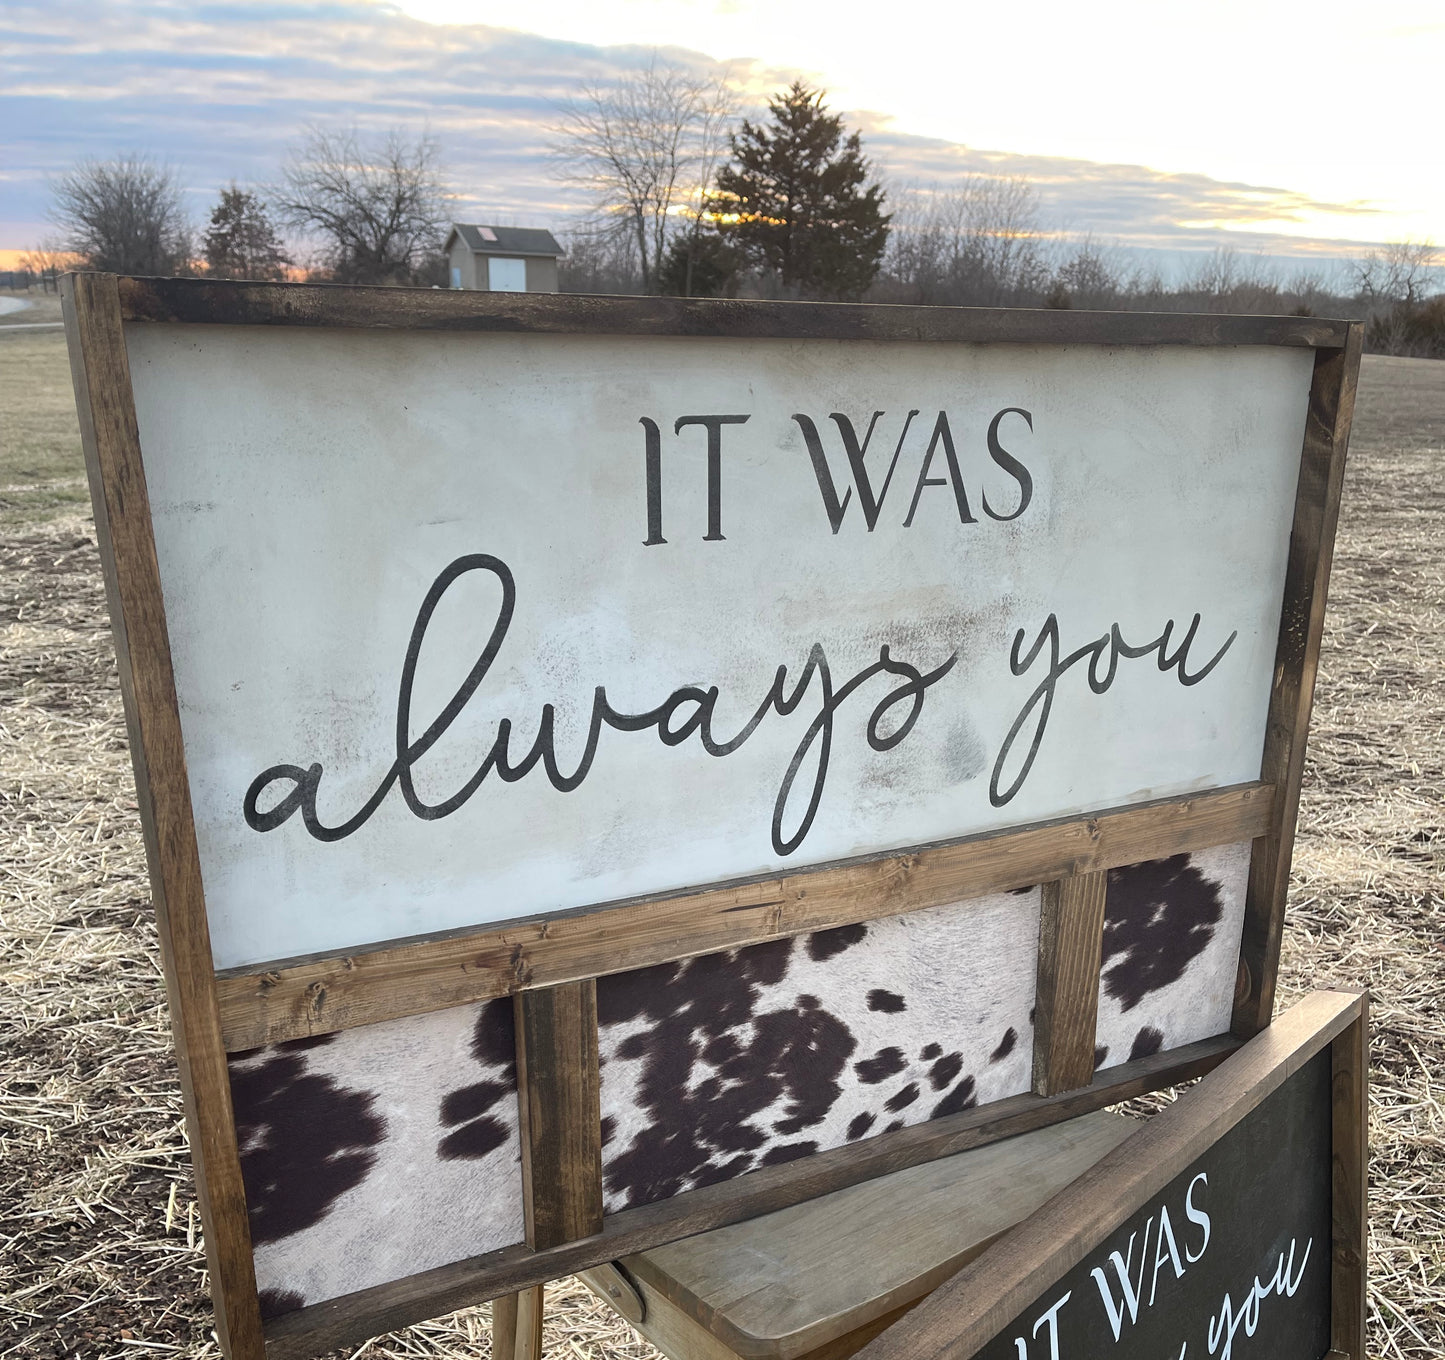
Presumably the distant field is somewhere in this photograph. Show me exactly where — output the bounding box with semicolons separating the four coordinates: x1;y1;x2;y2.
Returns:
0;328;87;528
0;335;1441;1359
0;290;64;326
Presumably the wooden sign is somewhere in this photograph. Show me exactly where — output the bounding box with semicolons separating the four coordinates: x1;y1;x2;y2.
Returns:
856;987;1369;1360
63;275;1361;1360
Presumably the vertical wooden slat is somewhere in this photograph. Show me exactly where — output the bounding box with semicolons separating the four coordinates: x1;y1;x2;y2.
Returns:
1032;871;1108;1096
61;273;265;1358
1234;327;1364;1036
492;1287;545;1360
515;980;604;1250
513;1285;545;1360
1331;997;1369;1358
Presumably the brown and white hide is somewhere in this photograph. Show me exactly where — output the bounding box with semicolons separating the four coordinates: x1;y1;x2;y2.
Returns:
224;846;1249;1317
228;997;522;1319
596;888;1041;1212
1092;841;1251;1071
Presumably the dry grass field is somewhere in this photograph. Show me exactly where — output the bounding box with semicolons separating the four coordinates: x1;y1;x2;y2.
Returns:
1;325;1441;1359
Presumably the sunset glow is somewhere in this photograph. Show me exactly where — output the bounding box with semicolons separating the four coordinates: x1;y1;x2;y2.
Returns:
2;0;1440;268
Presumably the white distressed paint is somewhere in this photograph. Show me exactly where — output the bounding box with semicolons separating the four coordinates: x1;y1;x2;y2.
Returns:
124;326;1311;968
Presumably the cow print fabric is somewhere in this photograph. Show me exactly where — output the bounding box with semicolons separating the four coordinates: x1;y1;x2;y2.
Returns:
230;997;522;1320
227;843;1250;1316
1093;841;1250;1071
595;891;1038;1213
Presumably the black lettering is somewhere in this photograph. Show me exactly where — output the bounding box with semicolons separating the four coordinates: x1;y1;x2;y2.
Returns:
903;411;977;527
793;410;918;533
989;611;1237;807
640;417;665;546
673;414;751;541
982;407;1034;522
244;553;958;859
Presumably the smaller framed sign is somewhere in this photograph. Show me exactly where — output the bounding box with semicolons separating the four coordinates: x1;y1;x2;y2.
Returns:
857;987;1369;1360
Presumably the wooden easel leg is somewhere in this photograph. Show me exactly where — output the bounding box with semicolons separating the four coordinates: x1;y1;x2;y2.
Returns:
493;1286;545;1360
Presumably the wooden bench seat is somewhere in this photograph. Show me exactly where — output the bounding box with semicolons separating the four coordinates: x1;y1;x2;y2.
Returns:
575;1110;1136;1360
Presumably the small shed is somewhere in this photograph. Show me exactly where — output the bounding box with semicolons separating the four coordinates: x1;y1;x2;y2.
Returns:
444;224;562;293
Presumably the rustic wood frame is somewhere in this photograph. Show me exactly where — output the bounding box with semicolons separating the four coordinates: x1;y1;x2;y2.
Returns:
853;987;1371;1360
62;274;1362;1360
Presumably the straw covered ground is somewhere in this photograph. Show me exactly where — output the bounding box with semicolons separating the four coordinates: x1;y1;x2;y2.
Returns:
1;326;1441;1358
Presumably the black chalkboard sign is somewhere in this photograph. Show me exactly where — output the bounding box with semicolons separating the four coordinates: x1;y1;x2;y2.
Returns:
856;989;1369;1360
976;1052;1330;1360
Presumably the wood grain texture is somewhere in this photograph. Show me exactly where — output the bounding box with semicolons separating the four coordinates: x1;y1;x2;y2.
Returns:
579;1263;646;1326
490;1287;543;1360
613;1276;749;1360
620;1269;919;1360
515;981;604;1249
115;275;1352;348
1331;1000;1369;1358
491;1292;519;1357
218;781;1275;1051
1032;872;1108;1097
1234;326;1364;1037
261;1033;1240;1359
61;273;266;1357
622;1111;1135;1360
849;989;1367;1360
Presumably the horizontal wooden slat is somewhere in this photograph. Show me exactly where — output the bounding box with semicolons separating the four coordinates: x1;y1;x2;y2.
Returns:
217;781;1274;1051
260;1032;1243;1359
116;276;1352;349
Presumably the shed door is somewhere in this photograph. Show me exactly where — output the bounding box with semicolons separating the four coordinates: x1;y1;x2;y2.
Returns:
487;257;527;292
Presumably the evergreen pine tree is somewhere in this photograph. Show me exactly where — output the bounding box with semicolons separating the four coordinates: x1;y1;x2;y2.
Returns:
203;186;290;280
714;82;889;300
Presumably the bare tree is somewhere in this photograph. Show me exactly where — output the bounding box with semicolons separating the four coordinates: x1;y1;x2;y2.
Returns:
551;61;737;293
49;155;193;274
1047;236;1125;309
1354;239;1439;306
276;127;450;285
881;177;1047;306
556;226;643;294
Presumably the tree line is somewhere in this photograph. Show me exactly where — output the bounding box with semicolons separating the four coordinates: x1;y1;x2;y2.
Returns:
21;66;1444;357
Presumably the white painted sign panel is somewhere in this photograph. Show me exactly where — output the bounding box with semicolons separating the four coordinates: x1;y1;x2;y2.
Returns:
123;325;1310;969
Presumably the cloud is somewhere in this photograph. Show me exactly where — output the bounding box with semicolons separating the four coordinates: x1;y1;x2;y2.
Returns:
0;0;1400;270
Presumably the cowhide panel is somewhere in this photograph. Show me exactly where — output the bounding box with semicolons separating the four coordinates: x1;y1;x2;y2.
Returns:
1093;840;1251;1071
596;889;1042;1212
224;844;1251;1316
228;996;522;1319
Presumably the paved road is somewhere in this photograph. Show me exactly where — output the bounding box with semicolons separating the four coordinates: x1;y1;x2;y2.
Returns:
0;321;64;332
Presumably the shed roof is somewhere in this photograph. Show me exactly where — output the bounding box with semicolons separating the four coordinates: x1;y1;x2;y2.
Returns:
446;223;563;257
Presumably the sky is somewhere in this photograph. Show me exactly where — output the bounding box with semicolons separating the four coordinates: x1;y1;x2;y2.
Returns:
3;0;1441;278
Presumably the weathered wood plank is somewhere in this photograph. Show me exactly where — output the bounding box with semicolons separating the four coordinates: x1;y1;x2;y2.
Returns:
515;982;604;1250
849;990;1366;1360
62;273;266;1357
1234;326;1363;1036
218;781;1274;1051
622;1111;1135;1360
115;276;1352;348
1032;871;1108;1096
579;1263;646;1326
260;1033;1241;1358
490;1287;543;1360
1331;998;1369;1358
